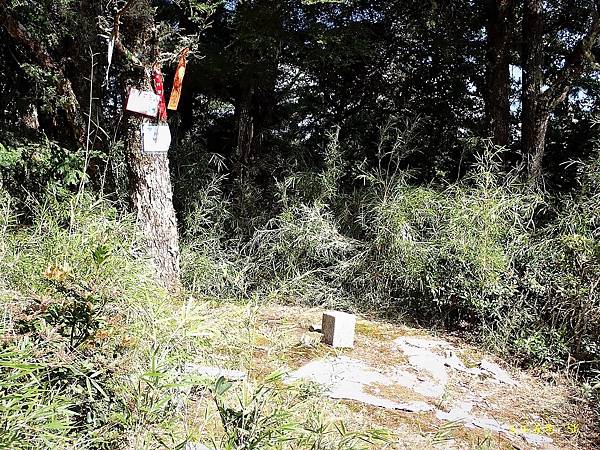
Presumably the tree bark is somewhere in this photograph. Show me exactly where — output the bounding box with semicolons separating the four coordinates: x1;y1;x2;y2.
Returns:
521;0;545;178
522;0;600;182
232;84;255;219
234;85;255;182
116;0;181;292
526;112;549;181
485;0;514;147
125;99;181;292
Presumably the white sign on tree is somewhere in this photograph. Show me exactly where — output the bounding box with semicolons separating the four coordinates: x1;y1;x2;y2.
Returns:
126;88;160;117
141;123;171;153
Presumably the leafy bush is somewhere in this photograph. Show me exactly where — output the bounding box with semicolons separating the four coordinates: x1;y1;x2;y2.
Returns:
354;149;539;325
516;156;600;367
0;190;171;448
179;171;251;298
0;138;86;201
245;203;360;306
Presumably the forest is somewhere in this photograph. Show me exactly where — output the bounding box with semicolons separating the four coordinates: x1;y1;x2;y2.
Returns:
0;0;599;448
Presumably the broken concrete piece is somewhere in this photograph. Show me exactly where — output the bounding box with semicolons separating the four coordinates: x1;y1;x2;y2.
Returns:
436;405;466;422
470;416;508;434
394;337;449;397
183;364;246;381
284;356;434;412
479;359;518;386
444;352;481;376
299;331;322;346
321;311;356;348
434;401;555;446
522;433;554;446
394;337;520;389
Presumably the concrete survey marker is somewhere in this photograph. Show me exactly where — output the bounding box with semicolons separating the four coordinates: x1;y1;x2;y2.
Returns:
321;310;356;348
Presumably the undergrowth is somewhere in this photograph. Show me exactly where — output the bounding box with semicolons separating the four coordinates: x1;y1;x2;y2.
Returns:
2;130;599;447
179;135;600;382
0;188;387;449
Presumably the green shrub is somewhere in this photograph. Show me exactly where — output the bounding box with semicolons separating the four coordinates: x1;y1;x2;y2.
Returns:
0;190;171;449
0;339;75;450
0;137;86;201
179;172;251;298
518;155;600;367
245;203;360;306
355;149;539;325
181;244;250;299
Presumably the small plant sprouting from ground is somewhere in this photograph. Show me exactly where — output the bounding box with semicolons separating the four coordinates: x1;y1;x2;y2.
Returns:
209;371;391;450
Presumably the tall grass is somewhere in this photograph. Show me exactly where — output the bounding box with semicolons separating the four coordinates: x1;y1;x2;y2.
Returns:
179;138;600;379
1;186;388;448
0;340;75;449
356;148;541;324
0;189;178;448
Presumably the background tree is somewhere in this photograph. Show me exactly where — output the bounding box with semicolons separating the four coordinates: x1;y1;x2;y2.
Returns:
485;0;515;147
521;0;600;182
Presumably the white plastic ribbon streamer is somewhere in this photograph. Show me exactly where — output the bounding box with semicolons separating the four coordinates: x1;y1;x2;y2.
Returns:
105;35;115;84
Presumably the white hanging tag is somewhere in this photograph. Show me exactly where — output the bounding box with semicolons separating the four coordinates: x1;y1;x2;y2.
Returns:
141;123;171;153
105;36;115;84
126;88;160;117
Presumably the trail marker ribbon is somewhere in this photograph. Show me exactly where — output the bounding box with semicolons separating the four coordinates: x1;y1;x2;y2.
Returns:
152;64;168;121
167;47;189;111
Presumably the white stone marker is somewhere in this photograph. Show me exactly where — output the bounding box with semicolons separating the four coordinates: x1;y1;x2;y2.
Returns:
321;311;356;348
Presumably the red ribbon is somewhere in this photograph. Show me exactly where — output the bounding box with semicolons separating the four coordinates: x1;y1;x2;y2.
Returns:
152;64;168;122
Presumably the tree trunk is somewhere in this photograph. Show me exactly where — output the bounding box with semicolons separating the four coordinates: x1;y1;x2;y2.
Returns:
520;0;600;183
525;112;549;182
125;79;181;292
117;1;181;292
234;85;255;182
485;0;514;147
232;85;255;220
521;0;545;181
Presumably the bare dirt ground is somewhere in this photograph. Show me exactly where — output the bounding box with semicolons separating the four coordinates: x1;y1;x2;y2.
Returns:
253;305;598;450
187;302;599;449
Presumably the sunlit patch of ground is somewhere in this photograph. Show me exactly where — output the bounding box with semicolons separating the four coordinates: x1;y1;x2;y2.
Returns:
187;301;598;449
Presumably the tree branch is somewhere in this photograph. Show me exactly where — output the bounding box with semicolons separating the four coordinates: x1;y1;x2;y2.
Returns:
112;0;144;68
542;0;600;109
0;0;85;143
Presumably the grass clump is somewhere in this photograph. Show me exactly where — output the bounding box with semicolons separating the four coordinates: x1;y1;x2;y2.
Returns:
206;372;390;450
357;149;540;326
0;339;74;449
0;189;174;448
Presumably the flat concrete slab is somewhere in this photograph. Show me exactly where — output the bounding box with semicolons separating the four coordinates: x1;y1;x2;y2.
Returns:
286;334;542;446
